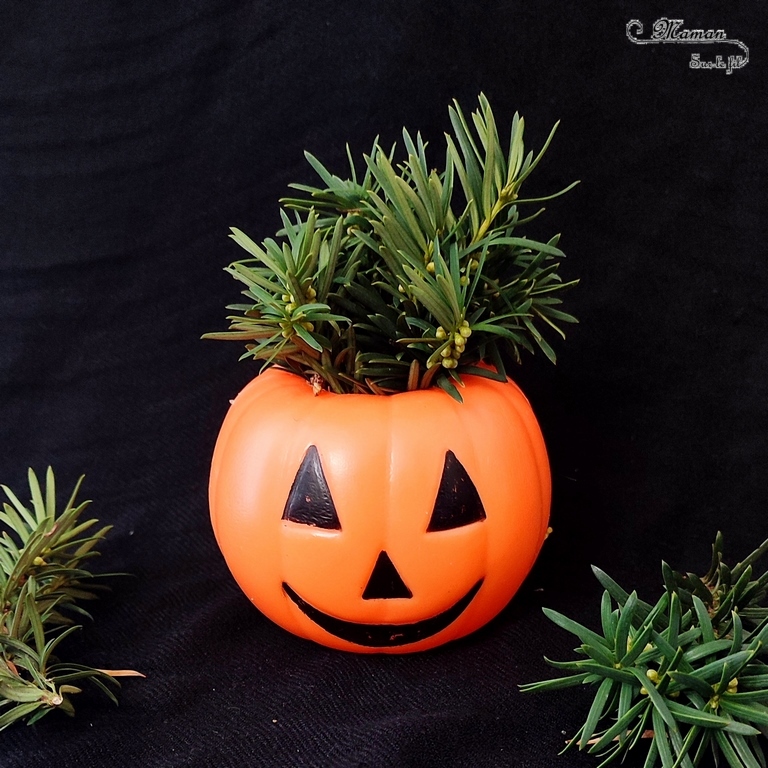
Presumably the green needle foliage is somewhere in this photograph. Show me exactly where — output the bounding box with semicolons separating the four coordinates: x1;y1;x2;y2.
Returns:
521;534;768;768
0;468;140;730
205;93;578;401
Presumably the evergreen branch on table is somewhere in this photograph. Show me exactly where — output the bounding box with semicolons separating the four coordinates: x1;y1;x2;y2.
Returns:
521;534;768;768
205;93;579;401
0;468;142;730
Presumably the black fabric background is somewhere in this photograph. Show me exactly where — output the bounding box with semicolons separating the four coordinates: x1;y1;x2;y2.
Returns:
1;2;766;766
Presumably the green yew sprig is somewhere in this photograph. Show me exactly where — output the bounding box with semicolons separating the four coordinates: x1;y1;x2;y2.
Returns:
522;534;768;768
205;94;579;401
0;468;141;730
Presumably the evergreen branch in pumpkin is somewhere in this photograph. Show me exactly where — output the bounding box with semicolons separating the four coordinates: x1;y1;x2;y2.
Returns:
206;94;579;400
0;468;142;730
522;534;768;768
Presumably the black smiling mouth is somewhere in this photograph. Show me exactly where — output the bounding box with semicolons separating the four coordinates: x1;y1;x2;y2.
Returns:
282;579;484;648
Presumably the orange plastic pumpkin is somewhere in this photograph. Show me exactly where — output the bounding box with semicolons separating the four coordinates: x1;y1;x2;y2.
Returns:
209;367;551;653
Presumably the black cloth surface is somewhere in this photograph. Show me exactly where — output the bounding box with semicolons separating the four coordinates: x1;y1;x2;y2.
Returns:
1;2;766;766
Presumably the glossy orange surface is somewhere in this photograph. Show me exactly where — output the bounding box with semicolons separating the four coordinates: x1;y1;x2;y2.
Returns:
209;367;551;653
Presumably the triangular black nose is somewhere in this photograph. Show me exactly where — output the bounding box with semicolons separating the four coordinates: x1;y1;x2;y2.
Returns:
362;551;413;600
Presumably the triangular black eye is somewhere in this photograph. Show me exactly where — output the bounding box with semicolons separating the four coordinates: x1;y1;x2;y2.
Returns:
282;446;341;530
427;451;486;532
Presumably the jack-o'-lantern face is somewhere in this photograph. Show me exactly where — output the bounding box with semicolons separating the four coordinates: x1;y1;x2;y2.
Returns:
210;367;550;654
280;446;485;647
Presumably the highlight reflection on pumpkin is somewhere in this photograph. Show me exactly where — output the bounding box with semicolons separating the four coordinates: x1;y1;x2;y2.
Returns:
209;367;550;653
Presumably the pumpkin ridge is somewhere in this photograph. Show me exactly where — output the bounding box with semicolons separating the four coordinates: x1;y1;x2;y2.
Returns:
505;381;551;555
